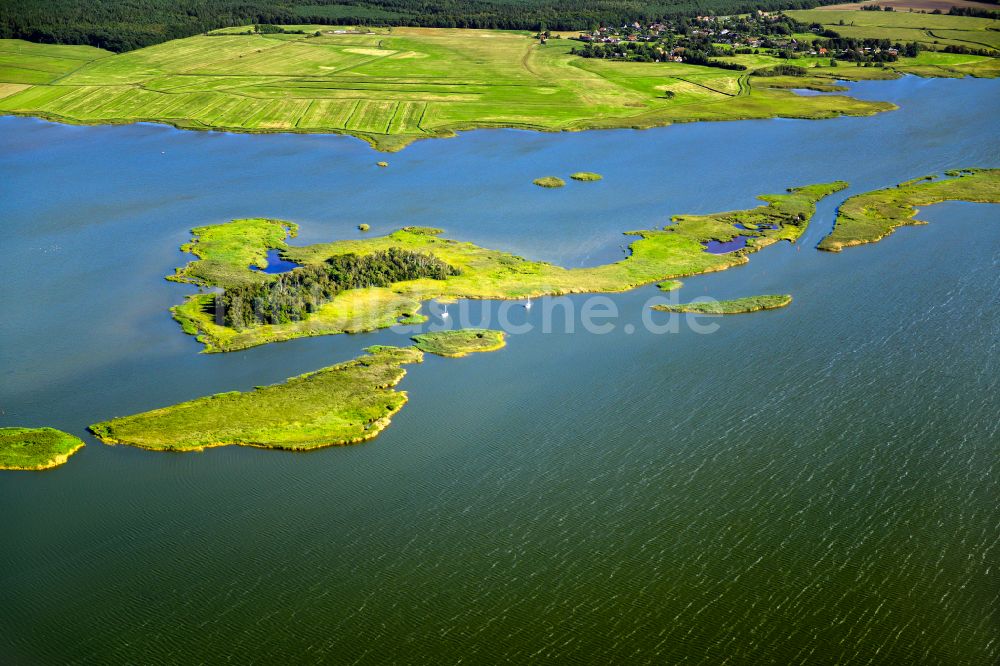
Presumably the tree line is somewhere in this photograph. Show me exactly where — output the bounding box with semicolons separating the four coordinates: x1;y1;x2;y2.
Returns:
218;247;458;330
2;0;846;52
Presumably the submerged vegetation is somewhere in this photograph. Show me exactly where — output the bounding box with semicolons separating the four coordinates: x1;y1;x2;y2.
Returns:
412;329;506;357
0;427;85;470
818;168;1000;251
652;294;792;314
90;331;505;451
534;176;566;188
570;172;603;181
171;181;844;352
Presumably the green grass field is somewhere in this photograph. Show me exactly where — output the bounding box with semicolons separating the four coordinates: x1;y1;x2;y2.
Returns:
5;21;986;150
652;294;793;314
789;9;1000;52
0;427;85;470
169;182;845;352
818;168;1000;251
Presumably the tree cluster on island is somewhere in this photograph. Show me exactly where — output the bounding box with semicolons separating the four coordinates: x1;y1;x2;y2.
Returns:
219;247;458;330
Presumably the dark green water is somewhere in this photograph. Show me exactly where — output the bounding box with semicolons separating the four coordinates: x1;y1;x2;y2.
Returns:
1;76;998;664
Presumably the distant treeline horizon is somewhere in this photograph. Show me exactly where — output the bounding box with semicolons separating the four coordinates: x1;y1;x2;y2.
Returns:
2;0;864;53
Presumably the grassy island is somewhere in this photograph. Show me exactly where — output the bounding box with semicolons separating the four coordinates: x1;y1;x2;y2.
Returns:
412;329;506;357
533;177;565;188
90;331;505;451
818;169;1000;251
6;20;984;151
652;294;792;314
169;181;845;352
570;172;603;182
172;181;847;352
90;345;423;451
0;427;85;470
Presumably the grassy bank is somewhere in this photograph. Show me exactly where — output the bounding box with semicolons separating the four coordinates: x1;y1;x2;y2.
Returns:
171;181;845;352
0;25;952;151
652;294;792;314
0;427;85;470
818;168;1000;251
90;331;505;451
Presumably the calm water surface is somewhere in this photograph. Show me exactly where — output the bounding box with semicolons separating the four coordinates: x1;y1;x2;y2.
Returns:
1;75;998;664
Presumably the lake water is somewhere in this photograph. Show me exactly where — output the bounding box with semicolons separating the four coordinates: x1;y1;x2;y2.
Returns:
1;75;998;664
255;248;300;273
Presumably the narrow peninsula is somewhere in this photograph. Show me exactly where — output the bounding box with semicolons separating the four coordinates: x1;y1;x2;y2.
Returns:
171;181;845;352
0;427;85;471
90;330;505;452
653;294;792;314
818;169;1000;251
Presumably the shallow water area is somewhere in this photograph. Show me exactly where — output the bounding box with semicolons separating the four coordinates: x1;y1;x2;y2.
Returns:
253;248;299;273
704;235;750;253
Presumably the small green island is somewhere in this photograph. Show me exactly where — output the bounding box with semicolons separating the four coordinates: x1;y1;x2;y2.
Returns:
171;181;844;352
652;294;792;314
411;329;506;357
90;330;505;451
533;176;565;188
570;172;603;182
818;168;1000;251
0;427;85;471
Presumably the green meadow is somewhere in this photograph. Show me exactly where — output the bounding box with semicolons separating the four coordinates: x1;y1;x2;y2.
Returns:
170;182;845;352
4;20;985;151
788;10;1000;53
818;168;1000;251
0;427;85;470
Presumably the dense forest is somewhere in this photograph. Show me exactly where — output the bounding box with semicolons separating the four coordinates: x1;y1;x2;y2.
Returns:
219;248;457;330
2;0;851;52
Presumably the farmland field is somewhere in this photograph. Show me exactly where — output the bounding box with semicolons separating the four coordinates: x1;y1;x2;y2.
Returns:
0;22;997;150
788;9;1000;51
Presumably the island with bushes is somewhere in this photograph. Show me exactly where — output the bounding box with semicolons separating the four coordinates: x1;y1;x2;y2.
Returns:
89;331;505;451
533;176;566;188
170;181;845;352
0;427;85;471
818;168;999;251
